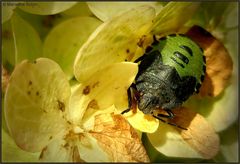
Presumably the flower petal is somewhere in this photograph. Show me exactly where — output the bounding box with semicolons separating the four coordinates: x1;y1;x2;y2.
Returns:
186;25;233;97
68;62;138;125
81;105;116;131
40;128;109;162
90;112;150;162
214;123;238;162
152;2;200;35
2;129;39;162
2;13;42;66
87;2;163;21
19;2;77;15
68;84;86;125
43;16;101;79
187;83;238;132
123;108;159;133
4;58;70;152
38;132;84;162
74;5;155;82
148;107;219;159
61;2;92;17
77;133;110;162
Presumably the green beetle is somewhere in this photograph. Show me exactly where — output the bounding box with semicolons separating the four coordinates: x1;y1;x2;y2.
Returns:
122;34;206;129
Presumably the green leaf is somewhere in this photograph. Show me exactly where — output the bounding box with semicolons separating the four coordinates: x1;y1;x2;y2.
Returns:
43;16;102;79
4;58;70;152
18;2;77;15
152;2;200;35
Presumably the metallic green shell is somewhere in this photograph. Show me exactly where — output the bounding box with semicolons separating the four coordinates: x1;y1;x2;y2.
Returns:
152;34;205;85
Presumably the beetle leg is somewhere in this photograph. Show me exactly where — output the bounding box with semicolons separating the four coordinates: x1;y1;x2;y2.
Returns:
152;111;187;130
121;84;138;114
152;114;187;130
157;109;175;119
121;87;132;114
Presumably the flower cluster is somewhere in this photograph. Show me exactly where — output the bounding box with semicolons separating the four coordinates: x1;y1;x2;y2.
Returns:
2;2;237;162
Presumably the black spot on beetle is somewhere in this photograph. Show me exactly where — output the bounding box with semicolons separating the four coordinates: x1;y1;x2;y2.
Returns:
203;65;206;73
159;37;167;41
83;85;90;95
201;75;205;82
173;51;189;64
57;100;65;112
27;91;31;95
179;45;193;56
169;34;177;37
203;55;206;63
179;34;187;37
126;49;130;53
170;56;185;68
195;83;202;93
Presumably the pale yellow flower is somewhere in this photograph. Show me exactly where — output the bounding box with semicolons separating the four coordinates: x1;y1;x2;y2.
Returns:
73;2;236;160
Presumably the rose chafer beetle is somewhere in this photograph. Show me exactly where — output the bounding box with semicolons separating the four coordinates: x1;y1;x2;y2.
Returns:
122;34;206;130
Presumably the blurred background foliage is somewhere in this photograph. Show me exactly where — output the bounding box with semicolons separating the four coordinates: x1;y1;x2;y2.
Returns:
1;1;238;162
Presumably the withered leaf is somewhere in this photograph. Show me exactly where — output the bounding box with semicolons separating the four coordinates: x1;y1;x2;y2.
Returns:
169;107;220;159
186;25;233;97
90;113;150;162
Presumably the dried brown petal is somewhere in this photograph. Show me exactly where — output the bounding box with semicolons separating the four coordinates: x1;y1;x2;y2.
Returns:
90;113;150;162
186;25;233;97
170;107;220;159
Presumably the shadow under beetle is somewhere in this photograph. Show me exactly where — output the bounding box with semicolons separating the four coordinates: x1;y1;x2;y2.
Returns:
122;34;206;130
